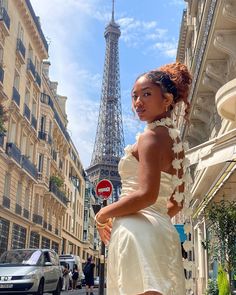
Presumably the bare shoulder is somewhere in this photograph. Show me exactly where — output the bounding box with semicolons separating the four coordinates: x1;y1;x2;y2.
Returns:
138;127;172;151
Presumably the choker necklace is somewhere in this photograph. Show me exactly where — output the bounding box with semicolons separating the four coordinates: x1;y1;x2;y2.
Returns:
146;117;175;130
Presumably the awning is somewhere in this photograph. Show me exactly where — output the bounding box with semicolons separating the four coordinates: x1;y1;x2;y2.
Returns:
174;224;187;242
185;128;236;170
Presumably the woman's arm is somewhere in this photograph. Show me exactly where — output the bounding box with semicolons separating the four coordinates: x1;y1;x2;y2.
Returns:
96;129;168;224
167;195;183;218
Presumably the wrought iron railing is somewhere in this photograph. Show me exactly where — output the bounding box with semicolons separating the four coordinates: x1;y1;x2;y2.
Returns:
0;65;4;84
15;203;22;215
12;87;20;106
6;142;22;164
35;71;41;87
0;133;4;147
2;195;10;209
49;181;68;206
23;209;29;219
40;93;54;109
38;130;47;141
23;103;31;121
0;7;10;30
31;115;37;130
16;38;26;59
27;58;36;78
32;214;43;225
21;155;38;179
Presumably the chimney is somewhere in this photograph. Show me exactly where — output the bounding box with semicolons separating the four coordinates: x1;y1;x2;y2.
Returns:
42;61;51;78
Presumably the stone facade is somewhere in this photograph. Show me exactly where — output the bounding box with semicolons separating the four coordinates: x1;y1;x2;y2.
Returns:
177;0;236;294
0;0;98;265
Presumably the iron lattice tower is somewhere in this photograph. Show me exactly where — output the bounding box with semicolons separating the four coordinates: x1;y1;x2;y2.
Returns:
86;0;124;202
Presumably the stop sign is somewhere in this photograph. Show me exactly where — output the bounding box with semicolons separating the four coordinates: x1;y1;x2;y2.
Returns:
96;179;113;200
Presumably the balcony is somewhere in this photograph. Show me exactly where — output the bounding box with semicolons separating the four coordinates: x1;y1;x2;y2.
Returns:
48;224;52;232
32;214;43;225
12;87;20;107
38;130;47;141
6;142;22;165
40;93;54;109
54;111;70;141
0;65;4;86
21;155;38;180
48;134;52;145
31;115;37;130
216;78;236;122
49;181;68;206
2;195;10;209
0;7;10;36
27;58;36;81
15;203;22;215
0;133;4;148
23;209;29;219
23;103;31;121
16;38;26;64
35;71;41;88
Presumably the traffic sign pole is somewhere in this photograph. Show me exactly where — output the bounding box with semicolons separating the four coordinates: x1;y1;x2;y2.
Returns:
95;179;113;295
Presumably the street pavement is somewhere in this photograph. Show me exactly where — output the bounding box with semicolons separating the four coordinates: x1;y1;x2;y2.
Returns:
60;288;105;294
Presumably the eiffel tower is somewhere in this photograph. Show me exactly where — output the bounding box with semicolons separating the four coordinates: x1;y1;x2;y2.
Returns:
86;0;124;202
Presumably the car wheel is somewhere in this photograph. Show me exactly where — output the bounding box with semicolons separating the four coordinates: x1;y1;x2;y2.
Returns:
35;280;44;295
52;280;61;295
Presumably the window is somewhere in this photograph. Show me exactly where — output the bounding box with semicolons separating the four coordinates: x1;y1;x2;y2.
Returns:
28;45;33;60
16;182;22;205
46;157;50;176
0;0;8;9
13;72;20;91
25;90;30;106
40;115;46;132
38;154;44;173
17;22;24;42
9;121;16;143
0;217;9;256
11;224;26;249
24;188;30;210
32;99;37;117
21;135;27;155
29;231;40;249
3;172;11;198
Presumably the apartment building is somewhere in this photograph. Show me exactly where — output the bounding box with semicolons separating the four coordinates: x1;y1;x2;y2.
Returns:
0;0;98;261
177;0;236;294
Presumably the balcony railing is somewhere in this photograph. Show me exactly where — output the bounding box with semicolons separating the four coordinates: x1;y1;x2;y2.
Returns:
6;142;22;164
23;209;29;219
31;115;37;130
0;133;4;148
0;65;4;84
48;224;52;232
40;93;54;109
49;181;68;206
27;58;36;78
0;7;10;31
35;71;41;87
48;134;52;145
2;195;10;209
23;103;31;121
15;203;22;215
12;87;20;106
54;111;70;141
16;38;26;60
21;155;38;179
38;130;47;141
32;214;43;225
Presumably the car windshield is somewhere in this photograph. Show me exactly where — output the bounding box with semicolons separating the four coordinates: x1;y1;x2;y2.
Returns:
0;249;41;266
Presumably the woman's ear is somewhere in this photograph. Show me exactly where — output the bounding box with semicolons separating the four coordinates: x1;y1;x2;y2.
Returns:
163;93;173;108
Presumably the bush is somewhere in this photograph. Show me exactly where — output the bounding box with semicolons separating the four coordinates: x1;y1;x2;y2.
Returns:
205;279;218;295
50;175;63;188
218;265;230;295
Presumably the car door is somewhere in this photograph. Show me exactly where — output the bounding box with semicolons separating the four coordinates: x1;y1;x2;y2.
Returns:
48;251;60;291
43;251;55;292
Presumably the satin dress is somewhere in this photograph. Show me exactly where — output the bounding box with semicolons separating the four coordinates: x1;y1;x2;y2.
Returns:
106;144;186;295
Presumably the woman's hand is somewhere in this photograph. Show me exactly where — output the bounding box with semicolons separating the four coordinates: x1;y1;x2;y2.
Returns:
97;219;113;246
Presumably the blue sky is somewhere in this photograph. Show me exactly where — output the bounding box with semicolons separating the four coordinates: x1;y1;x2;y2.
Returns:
30;0;186;168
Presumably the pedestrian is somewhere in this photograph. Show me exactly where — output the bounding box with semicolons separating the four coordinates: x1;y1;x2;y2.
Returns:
62;263;70;291
72;264;79;290
83;256;95;295
95;62;192;295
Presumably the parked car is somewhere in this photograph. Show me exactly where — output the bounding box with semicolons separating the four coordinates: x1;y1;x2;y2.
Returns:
0;248;63;294
59;254;82;289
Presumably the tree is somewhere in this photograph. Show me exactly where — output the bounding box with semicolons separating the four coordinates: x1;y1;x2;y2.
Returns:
205;200;236;293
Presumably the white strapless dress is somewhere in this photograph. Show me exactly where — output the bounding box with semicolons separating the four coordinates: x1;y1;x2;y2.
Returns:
106;146;186;295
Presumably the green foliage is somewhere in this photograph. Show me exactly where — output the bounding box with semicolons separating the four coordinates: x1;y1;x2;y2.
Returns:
217;265;230;295
50;175;64;188
205;279;218;295
205;200;236;291
0;103;6;134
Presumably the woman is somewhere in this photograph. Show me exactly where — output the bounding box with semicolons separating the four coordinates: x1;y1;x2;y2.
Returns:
62;263;70;291
72;264;79;290
84;257;95;295
95;62;192;295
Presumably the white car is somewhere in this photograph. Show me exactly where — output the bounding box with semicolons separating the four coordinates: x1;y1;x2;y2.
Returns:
0;249;63;294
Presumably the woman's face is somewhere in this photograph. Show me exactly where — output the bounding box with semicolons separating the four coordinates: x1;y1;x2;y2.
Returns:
132;75;166;123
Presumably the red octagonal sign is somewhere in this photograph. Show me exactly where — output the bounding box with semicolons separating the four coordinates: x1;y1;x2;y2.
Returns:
96;179;113;200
